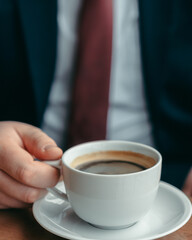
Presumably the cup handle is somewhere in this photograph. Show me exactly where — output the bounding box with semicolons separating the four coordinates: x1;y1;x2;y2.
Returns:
47;187;69;202
41;159;69;202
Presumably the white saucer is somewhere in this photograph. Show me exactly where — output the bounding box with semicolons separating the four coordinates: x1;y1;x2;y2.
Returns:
33;181;192;240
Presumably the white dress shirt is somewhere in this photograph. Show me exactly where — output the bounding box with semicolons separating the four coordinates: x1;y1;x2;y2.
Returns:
42;0;154;149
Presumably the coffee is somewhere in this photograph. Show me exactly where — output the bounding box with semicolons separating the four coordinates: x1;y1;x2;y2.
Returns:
70;151;156;175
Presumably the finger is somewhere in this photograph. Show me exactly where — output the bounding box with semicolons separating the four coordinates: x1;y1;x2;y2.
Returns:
0;205;10;209
0;170;47;203
0;192;31;209
182;168;192;197
0;144;60;188
15;123;63;160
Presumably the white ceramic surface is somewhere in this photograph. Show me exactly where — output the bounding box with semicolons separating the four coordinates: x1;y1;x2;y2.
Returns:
33;181;192;240
61;140;162;228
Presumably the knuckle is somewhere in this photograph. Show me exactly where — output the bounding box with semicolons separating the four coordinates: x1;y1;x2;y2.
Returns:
16;166;34;185
31;130;44;145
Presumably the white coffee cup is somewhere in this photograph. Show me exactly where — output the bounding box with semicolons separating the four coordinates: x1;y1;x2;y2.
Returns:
49;140;162;229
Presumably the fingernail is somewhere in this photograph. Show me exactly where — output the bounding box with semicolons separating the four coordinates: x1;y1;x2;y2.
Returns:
43;145;57;151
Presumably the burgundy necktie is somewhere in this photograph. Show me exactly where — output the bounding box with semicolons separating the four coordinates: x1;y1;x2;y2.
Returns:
68;0;113;147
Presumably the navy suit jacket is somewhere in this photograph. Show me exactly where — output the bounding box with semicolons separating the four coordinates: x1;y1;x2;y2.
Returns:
0;0;192;164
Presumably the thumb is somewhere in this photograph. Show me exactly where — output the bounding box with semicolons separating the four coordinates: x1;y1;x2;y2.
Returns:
17;123;63;160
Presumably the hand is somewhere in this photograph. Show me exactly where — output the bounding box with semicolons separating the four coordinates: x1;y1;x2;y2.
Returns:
0;121;63;209
182;167;192;198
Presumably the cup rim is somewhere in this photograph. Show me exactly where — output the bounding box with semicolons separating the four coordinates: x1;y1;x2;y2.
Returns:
62;140;162;177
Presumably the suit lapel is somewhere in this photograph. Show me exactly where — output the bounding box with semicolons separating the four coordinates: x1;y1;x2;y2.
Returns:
17;0;57;124
138;0;172;113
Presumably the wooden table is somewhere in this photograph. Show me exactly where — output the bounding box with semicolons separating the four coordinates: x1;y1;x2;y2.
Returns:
0;198;191;240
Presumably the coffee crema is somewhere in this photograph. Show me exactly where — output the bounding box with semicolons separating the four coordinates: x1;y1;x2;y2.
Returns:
70;151;156;175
